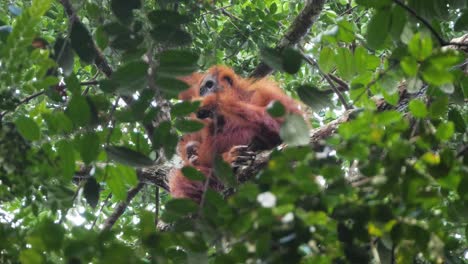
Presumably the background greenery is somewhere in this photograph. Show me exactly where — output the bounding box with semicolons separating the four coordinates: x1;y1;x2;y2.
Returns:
0;0;467;263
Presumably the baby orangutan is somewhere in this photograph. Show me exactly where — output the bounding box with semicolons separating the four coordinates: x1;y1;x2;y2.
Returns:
169;66;304;202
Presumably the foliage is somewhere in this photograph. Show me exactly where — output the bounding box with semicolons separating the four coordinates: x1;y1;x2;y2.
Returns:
0;0;467;263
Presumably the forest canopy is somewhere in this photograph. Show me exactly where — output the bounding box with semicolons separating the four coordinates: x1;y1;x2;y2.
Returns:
0;0;467;263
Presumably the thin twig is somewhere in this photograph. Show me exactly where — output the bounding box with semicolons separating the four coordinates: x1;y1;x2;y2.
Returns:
302;53;353;110
0;91;45;120
392;0;468;47
91;193;112;229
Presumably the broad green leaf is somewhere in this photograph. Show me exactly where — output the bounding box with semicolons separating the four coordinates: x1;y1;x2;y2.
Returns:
148;10;190;26
70;21;96;64
181;166;206;181
65;95;91;126
54;38;74;76
280;114;309;147
106;146;154;167
57;140;75;180
448;108;466;133
429;96;448;118
175;119;204;132
15;116;40;141
83;178;100;208
408;33;433;61
318;47;335;73
152;121;178;159
409;99;427;118
79;132;101;164
171;101;201;117
106;166;127;201
111;0;141;23
158;50;199;77
390;6;407;41
267;101;286;117
111;61;148;94
435;122;454;141
297;85;333;111
366;10;391;50
19;249;44;264
407;77;423;93
151;25;192;47
163;198;198;222
356;0;391;8
400;57;419;77
335;47;355;80
260;48;283;72
282;47;303;74
156;77;189;98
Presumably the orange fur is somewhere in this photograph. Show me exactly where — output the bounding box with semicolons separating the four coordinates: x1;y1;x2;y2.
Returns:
169;66;304;202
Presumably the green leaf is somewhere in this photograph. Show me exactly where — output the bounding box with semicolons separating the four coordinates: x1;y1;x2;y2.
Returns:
57;140;75;180
152;121;178;159
171;101;201;117
79;132;101;164
70;21;96;64
111;61;148;94
400;57;419;77
335;47;355;80
408;33;433;61
366;9;391;50
435;122;454;141
158;50;199;77
20;250;43;264
15;116;40;141
356;0;391;8
267;101;286;117
151;25;192;47
448;108;466;133
54;38;74;76
318;47;335;73
83;178;100;208
297;85;333;111
214;156;236;187
281;47;303;74
163;199;198;222
429;96;448;118
280;114;309;147
155;77;190;98
454;10;468;31
409;99;427;118
106;146;154;167
390;6;407;41
148;10;190;26
106;167;127;201
181;166;206;181
65;95;91;126
407;77;424;93
260;48;283;72
111;0;141;23
175;119;204;132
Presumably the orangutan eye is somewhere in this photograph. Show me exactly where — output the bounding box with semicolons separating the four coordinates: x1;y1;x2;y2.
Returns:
223;76;233;86
205;80;214;88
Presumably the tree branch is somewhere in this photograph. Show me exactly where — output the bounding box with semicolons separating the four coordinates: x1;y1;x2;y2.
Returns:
102;182;145;231
250;0;326;78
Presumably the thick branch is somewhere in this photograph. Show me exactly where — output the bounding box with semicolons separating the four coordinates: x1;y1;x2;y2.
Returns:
250;0;326;78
